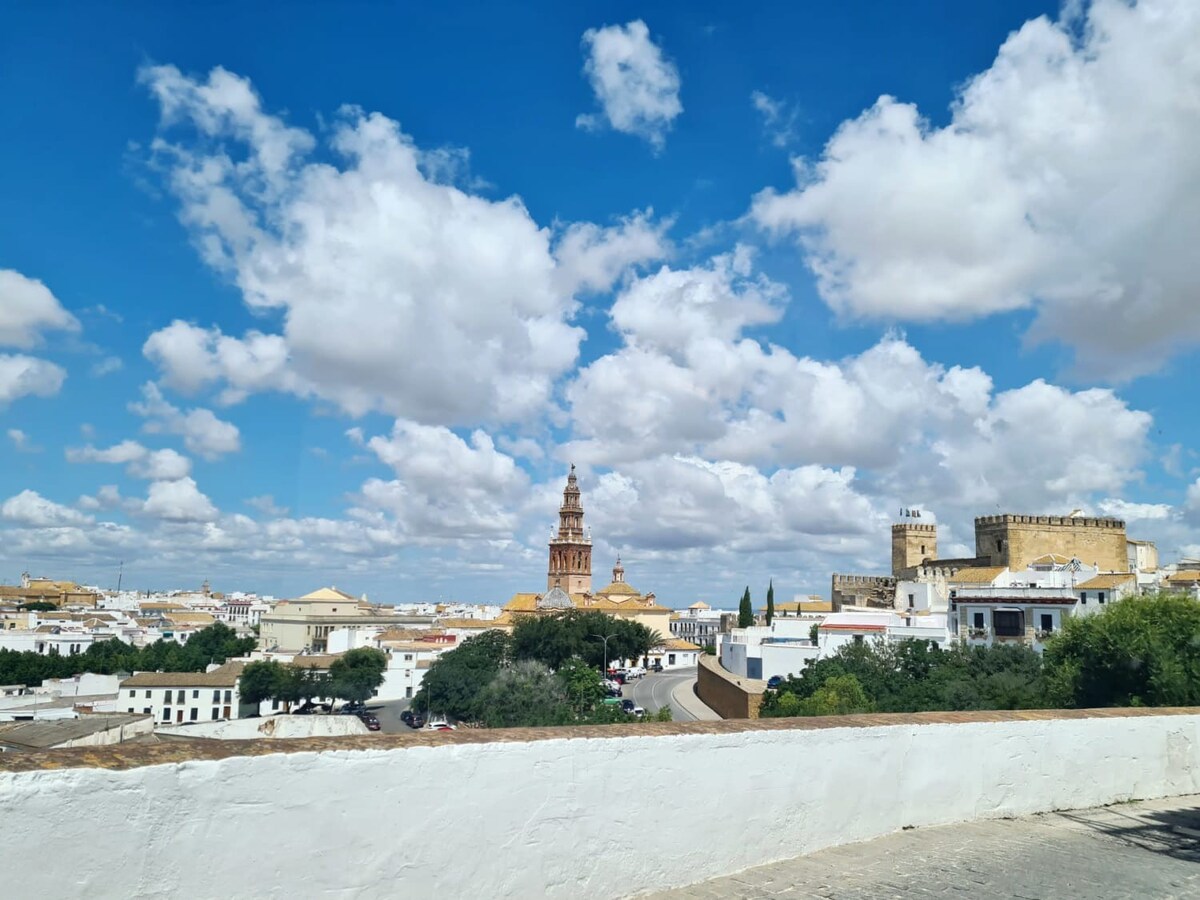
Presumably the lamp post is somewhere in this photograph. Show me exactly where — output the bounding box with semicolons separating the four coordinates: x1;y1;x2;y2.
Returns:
591;632;615;677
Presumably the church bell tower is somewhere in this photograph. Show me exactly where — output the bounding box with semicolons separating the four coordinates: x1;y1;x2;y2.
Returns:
548;464;592;594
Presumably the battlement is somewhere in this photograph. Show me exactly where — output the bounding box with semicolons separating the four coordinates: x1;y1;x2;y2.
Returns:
974;514;1125;530
892;522;937;534
832;574;897;587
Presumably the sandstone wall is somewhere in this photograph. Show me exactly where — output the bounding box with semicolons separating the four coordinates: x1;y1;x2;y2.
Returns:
974;515;1128;572
697;653;764;719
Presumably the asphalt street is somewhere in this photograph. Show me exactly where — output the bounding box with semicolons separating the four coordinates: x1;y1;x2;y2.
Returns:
626;668;701;721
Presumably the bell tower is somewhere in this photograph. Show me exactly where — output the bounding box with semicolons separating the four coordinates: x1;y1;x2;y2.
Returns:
548;464;592;594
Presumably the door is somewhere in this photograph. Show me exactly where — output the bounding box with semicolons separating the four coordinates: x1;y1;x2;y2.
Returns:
176;709;183;723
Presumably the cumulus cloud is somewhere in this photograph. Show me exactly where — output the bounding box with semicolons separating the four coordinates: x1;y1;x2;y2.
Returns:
7;429;30;451
129;382;240;459
139;64;642;425
0;354;67;405
1;490;93;527
577;20;682;150
0;269;80;348
90;356;123;377
141;477;218;522
552;211;671;296
67;440;192;480
355;420;529;540
751;0;1200;376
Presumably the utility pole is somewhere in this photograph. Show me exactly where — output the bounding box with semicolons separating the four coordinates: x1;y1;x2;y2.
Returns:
591;632;614;676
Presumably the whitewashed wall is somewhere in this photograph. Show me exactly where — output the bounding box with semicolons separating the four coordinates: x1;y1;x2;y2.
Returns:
2;714;1200;899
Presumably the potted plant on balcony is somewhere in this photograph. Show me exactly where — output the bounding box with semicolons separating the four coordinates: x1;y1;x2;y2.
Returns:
966;626;988;638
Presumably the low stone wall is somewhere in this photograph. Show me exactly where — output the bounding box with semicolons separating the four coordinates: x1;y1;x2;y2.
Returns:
697;653;765;719
3;709;1200;898
157;714;368;740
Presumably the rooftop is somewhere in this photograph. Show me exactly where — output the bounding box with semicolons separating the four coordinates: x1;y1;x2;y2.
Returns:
0;714;149;751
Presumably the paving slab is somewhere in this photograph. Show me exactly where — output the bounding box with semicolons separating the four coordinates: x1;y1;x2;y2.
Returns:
643;796;1200;900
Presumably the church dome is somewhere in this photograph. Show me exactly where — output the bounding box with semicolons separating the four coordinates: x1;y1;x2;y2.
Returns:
537;586;574;610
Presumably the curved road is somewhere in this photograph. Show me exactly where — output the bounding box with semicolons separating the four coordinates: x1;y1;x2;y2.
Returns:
626;668;703;721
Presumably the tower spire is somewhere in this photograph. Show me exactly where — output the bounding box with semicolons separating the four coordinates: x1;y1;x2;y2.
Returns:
547;464;592;594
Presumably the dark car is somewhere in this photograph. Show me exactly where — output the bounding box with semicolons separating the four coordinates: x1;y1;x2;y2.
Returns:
408;715;425;729
767;675;784;689
400;710;415;725
358;712;381;731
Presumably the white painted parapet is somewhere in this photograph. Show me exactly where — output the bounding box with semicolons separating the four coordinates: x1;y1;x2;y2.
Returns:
2;709;1199;898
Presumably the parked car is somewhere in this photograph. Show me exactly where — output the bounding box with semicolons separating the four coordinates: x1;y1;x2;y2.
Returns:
423;717;456;731
625;666;647;679
767;675;784;689
400;710;415;726
651;662;663;673
620;699;645;717
408;715;425;729
358;713;381;732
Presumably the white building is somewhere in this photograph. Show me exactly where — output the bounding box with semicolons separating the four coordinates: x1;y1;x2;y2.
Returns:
119;661;245;725
670;602;728;649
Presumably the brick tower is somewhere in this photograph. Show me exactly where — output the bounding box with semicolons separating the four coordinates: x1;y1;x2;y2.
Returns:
548;464;592;594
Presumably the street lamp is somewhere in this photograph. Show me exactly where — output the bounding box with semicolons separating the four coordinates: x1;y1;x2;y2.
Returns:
591;633;615;677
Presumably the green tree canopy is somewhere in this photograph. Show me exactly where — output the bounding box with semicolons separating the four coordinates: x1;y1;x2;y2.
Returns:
239;660;285;707
765;581;775;626
510;610;655;671
414;629;511;720
1043;593;1200;708
473;660;572;728
737;587;754;629
329;647;388;704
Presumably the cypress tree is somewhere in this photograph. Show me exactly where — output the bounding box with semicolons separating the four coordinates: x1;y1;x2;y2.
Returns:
738;586;754;628
765;580;775;625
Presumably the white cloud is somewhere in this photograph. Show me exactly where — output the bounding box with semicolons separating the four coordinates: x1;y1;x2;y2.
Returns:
129;382;240;460
750;91;797;148
138;64;619;425
1;490;93;527
142;321;295;404
577;20;682;150
245;495;289;517
141;477;218;522
7;429;28;451
751;0;1200;376
0;354;67;405
66;440;194;481
0;270;79;348
90;356;123;377
355;420;529;540
552;211;671;296
1096;499;1174;522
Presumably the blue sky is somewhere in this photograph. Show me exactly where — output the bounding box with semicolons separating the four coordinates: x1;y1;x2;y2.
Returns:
1;0;1198;605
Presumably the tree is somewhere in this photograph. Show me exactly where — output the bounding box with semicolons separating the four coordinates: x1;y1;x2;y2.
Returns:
556;655;606;715
737;587;754;628
414;630;510;720
239;660;285;709
473;660;571;728
765;581;775;626
17;602;56;612
799;674;873;716
809;622;819;645
330;647;388;705
510;610;655;672
1044;593;1200;708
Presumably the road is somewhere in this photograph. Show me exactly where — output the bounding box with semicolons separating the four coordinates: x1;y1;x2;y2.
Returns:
647;795;1200;899
626;668;703;721
370;698;412;734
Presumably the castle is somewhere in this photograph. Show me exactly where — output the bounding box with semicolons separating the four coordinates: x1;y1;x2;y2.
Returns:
833;512;1140;610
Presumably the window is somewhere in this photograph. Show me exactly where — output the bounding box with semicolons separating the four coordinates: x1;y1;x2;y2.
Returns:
224;690;232;703
405;687;413;698
129;689;136;698
668;654;676;665
211;709;219;720
164;689;172;701
907;593;915;605
1040;614;1053;632
404;654;413;661
127;707;134;713
1099;592;1106;604
993;610;1024;637
1080;594;1088;605
143;707;151;715
920;545;926;555
213;690;220;703
176;689;185;704
145;690;151;698
190;708;198;721
972;612;984;629
852;635;864;645
162;709;171;722
192;690;199;699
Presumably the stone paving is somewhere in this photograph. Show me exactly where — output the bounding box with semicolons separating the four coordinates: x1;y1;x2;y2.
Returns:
645;796;1200;899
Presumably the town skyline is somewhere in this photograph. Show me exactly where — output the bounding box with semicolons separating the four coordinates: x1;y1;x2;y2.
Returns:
2;0;1199;605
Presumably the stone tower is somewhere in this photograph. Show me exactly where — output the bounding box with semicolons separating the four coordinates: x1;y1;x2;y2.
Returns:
548;464;592;594
891;522;937;576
